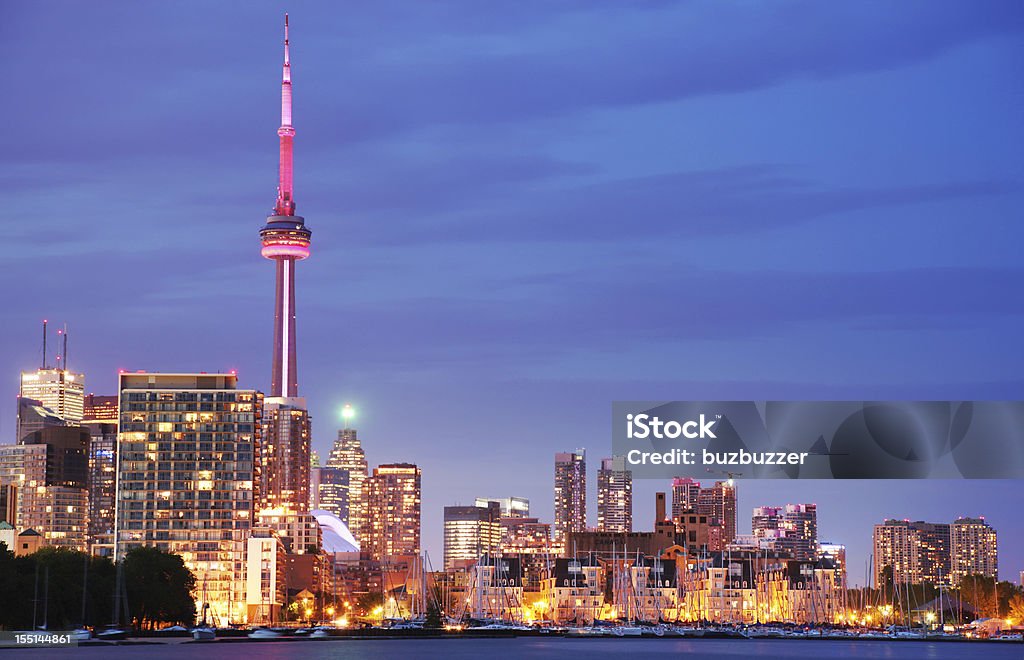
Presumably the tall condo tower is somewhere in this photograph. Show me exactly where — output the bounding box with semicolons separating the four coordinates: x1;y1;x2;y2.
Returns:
257;15;312;516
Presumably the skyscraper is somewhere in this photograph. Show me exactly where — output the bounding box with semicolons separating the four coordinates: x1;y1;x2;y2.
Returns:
258;15;313;516
597;456;632;533
697;480;737;546
443;501;501;570
671;477;701;522
83;394;118;553
114;372;262;622
327;426;368;542
364;463;421;561
0;425;90;550
780;504;817;561
18;372;83;441
873;519;953;587
950;517;998;584
554;450;586;545
310;465;349;521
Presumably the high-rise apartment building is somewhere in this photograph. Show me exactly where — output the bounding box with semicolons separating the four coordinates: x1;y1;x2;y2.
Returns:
671;477;701;522
597;457;632;533
310;465;349;521
873;519;954;587
327;427;368;542
114;372;262;623
554;450;586;545
474;496;529;518
752;506;783;537
364;463;421;561
781;504;817;561
697;480;737;545
443;502;501;570
950;517;997;584
909;521;951;585
258;400;310;514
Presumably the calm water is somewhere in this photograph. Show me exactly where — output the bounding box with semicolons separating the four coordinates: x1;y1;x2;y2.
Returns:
14;638;1024;660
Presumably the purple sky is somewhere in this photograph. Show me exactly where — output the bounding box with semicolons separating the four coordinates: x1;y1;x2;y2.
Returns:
3;1;1023;584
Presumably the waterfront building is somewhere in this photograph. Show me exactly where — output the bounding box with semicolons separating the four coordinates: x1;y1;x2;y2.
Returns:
873;519;952;586
246;529;288;624
950;517;998;583
542;557;604;624
114;372;261;623
465;556;524;621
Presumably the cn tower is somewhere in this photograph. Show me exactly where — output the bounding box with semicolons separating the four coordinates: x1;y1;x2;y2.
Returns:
257;14;312;516
260;13;311;398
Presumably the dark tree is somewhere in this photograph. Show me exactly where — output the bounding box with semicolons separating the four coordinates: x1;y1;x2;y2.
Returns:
123;546;196;630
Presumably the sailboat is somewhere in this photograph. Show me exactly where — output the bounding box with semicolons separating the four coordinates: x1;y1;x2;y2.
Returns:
191;576;216;640
72;555;92;641
98;560;129;641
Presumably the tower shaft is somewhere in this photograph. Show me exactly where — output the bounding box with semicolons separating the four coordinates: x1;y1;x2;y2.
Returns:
271;257;298;397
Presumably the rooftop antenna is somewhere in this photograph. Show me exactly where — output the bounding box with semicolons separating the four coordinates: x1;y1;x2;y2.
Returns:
62;323;69;372
56;327;63;369
41;319;48;369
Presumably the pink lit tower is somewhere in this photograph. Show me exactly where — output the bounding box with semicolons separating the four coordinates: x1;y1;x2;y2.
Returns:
257;14;312;516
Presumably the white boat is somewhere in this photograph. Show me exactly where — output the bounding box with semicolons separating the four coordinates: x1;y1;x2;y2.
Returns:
310;627;333;639
71;628;92;642
612;626;643;637
191;627;215;641
248;628;283;639
97;628;128;641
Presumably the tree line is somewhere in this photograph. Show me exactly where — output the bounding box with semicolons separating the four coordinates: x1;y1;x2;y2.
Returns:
0;543;196;631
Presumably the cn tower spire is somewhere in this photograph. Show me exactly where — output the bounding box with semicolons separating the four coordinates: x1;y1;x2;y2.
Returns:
276;13;295;216
261;12;311;399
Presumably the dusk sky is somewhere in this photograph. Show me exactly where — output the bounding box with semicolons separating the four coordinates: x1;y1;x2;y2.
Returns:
3;1;1023;583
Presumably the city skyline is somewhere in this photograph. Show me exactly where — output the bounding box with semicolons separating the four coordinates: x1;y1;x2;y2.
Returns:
2;0;1023;587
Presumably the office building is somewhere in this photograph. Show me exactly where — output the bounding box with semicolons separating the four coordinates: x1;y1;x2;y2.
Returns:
474;496;529;518
114;372;261;624
554;449;586;545
327;426;368;543
443;501;501;570
310;465;349;521
19;369;84;440
364;463;421;560
0;424;90;550
597;456;632;533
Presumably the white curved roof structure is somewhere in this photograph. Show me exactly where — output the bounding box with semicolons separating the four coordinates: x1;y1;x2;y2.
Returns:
312;509;360;553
